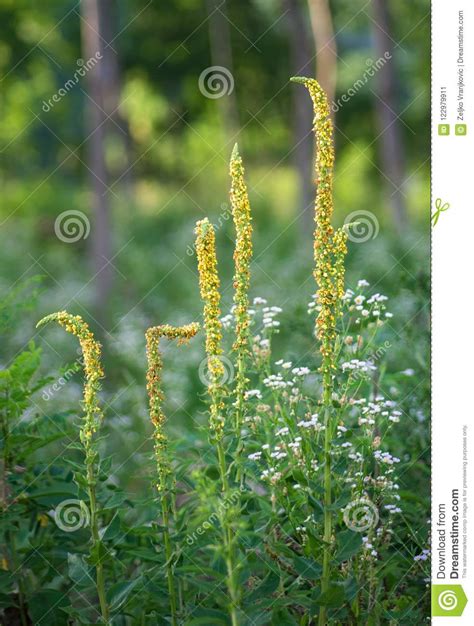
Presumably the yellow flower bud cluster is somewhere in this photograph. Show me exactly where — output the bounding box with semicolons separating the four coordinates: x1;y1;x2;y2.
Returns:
194;218;226;440
230;143;253;354
291;77;348;376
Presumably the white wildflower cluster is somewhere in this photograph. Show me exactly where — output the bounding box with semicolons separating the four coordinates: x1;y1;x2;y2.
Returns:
414;549;430;562
292;366;310;376
384;503;402;514
221;296;282;337
221;313;234;330
263;373;293;390
260;468;282;484
246;411;318;487
297;414;323;431
262;363;311;392
342;359;376;375
276;359;292;369
374;450;401;465
349;396;402;428
362;536;378;558
307;292;321;315
262;306;282;329
245;389;262;400
342;281;392;326
252;333;271;362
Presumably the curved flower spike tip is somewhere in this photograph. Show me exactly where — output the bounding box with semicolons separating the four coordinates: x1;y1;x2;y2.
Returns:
37;311;104;441
145;322;199;491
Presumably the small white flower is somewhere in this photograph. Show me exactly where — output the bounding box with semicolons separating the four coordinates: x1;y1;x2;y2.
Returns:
292;367;310;376
357;279;369;288
245;389;262;400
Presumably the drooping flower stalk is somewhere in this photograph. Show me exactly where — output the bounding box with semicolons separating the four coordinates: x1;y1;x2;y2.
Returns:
290;77;348;626
37;311;109;624
194;218;240;626
145;322;199;626
229;143;253;436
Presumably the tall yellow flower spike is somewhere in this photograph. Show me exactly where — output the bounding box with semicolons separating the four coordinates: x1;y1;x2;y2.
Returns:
194;218;225;440
37;311;104;444
290;77;347;377
145;323;199;491
230;143;253;354
229;144;253;433
291;77;349;626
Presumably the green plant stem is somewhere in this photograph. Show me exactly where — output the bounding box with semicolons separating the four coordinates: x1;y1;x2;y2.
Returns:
319;367;333;626
234;354;246;484
216;440;239;626
161;491;178;626
170;489;184;614
86;463;110;625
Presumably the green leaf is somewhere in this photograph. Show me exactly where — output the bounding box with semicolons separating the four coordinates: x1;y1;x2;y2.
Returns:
67;553;94;588
100;511;121;541
334;530;363;563
313;584;345;607
107;579;141;612
29;589;69;625
292;556;322;580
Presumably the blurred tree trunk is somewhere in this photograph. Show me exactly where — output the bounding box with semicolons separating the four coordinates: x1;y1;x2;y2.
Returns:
307;0;337;111
283;0;314;230
80;0;113;324
98;0;134;196
205;0;239;140
371;0;407;232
